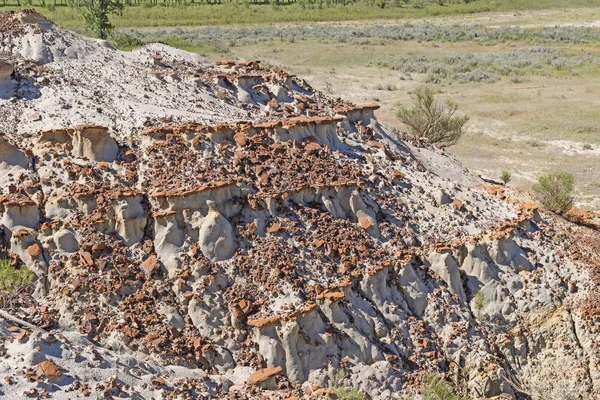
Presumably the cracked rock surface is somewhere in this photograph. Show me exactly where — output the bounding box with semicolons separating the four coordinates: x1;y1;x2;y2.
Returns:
0;9;599;400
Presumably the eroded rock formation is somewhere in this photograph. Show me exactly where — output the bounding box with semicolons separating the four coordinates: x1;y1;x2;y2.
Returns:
0;9;599;400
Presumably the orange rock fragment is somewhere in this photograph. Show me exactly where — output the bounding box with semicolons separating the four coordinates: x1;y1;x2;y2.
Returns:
36;360;61;378
246;366;282;386
27;243;42;257
153;377;167;386
358;216;372;229
141;255;160;276
304;142;321;153
452;199;464;210
81;251;94;267
316;291;345;301
233;131;247;146
267;223;281;233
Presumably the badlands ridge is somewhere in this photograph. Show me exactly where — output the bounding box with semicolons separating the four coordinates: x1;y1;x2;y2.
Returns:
0;9;599;400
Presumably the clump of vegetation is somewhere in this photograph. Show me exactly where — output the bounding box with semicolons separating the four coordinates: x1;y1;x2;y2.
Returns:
583;143;593;150
381;47;600;84
474;289;485;310
0;259;33;291
500;170;512;184
78;0;124;39
331;370;366;400
375;83;397;91
0;259;34;309
333;387;366;400
422;373;465;400
397;86;469;147
533;171;575;214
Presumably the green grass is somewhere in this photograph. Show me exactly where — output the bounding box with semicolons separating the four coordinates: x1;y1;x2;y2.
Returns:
330;369;366;400
0;259;34;291
500;170;512;184
474;289;486;310
332;387;366;400
422;373;465;400
3;0;600;29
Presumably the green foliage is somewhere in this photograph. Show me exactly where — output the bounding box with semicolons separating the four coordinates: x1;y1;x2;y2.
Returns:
0;259;33;309
500;170;512;184
583;143;593;150
7;0;600;29
0;259;34;292
0;260;33;290
422;373;465;400
78;0;124;39
474;289;485;310
533;171;575;214
333;387;367;400
397;86;469;147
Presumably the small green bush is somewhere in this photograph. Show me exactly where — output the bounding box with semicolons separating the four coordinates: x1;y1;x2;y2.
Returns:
422;373;465;400
533;171;575;214
583;143;593;150
0;259;34;309
397;86;469;147
0;259;34;291
500;170;512;184
474;289;485;310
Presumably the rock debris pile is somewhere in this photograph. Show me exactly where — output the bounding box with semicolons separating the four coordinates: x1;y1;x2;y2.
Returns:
0;9;599;400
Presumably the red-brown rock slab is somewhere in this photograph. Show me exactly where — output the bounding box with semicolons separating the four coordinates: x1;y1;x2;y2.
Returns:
141;255;160;275
358;216;372;230
246;366;282;386
36;360;61;378
27;243;42;257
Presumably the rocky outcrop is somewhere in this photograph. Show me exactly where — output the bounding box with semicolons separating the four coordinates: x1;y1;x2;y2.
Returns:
198;200;237;261
71;125;119;162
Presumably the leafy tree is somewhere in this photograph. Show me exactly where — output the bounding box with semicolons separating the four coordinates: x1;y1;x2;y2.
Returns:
397;86;469;147
78;0;124;40
533;171;575;214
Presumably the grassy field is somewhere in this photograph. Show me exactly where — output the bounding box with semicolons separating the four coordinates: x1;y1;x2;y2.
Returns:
3;0;600;29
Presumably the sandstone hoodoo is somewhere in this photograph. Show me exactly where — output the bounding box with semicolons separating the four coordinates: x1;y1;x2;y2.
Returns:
0;10;599;400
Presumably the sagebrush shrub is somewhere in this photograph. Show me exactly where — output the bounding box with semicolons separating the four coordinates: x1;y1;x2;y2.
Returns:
397;87;469;147
533;171;575;214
